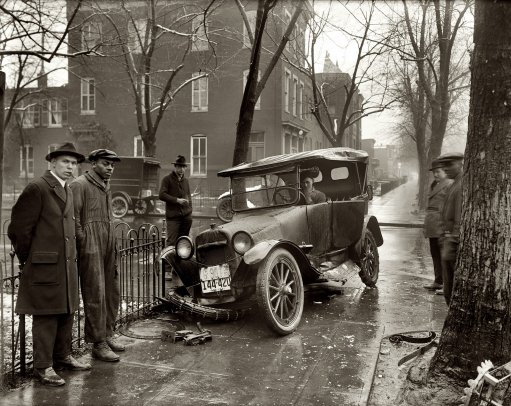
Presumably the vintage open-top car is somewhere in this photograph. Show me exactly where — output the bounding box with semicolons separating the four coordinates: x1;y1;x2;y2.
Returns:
161;147;383;335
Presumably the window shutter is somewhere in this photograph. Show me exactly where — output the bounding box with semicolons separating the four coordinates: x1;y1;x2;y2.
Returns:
41;99;48;127
61;98;68;125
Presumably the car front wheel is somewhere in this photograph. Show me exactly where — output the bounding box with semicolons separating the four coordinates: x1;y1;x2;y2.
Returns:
256;248;304;335
358;230;379;287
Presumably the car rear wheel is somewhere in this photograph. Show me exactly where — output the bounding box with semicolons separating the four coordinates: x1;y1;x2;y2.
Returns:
358;230;379;287
133;199;153;216
112;195;129;218
216;196;234;222
256;248;304;335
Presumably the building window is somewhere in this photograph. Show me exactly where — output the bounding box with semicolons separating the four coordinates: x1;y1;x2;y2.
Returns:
284;69;291;113
42;98;67;127
81;21;102;51
292;76;298;116
128;19;146;54
249;132;265;161
243;10;256;48
243;70;261;110
284;9;291;52
21;101;40;128
20;145;34;178
191;16;208;52
134;135;144;157
191;73;208;112
81;78;95;114
191;135;207;176
298;82;304;119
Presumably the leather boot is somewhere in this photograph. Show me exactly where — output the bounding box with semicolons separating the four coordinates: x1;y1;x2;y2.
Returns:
34;367;65;386
106;336;126;352
54;355;91;371
92;342;120;362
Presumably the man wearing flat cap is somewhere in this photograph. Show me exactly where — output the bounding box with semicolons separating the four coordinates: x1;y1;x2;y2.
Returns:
70;149;125;362
437;151;464;305
8;142;91;386
159;155;193;246
423;158;452;293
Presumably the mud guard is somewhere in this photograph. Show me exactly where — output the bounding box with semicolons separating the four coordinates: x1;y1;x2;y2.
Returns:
112;191;133;207
350;215;383;260
160;246;200;288
244;240;321;283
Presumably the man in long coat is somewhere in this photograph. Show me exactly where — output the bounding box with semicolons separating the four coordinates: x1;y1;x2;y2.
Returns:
8;142;90;386
70;149;124;362
423;158;452;292
437;152;464;305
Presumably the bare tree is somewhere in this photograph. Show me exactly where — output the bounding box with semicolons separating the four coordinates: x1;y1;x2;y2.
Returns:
292;0;396;147
389;0;472;209
233;0;303;166
82;0;219;157
397;1;511;404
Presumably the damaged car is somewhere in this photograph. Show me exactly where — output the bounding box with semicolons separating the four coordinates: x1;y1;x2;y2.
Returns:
160;147;383;336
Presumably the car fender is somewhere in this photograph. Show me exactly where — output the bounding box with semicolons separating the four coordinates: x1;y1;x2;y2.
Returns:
350;215;383;260
112;191;133;207
244;240;319;283
159;245;200;288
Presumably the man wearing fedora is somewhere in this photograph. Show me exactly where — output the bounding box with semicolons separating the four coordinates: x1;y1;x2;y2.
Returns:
423;158;452;293
70;149;125;362
8;142;90;386
437;152;464;305
159;155;193;246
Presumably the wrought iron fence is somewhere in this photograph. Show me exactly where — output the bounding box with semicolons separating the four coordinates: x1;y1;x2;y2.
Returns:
1;219;165;388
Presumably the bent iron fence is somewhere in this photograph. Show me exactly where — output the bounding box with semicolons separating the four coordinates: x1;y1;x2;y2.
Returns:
0;220;166;389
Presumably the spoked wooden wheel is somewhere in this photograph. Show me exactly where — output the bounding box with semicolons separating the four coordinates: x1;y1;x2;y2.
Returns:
358;230;379;287
111;195;129;218
256;248;304;335
216;197;234;222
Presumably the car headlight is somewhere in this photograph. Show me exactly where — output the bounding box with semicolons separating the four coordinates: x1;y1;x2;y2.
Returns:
232;231;253;255
176;236;194;260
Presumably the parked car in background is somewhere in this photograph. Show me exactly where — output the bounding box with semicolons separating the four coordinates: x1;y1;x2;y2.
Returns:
161;148;383;335
110;157;161;218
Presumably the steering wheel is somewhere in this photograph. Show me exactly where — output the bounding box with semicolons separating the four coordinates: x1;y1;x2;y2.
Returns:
273;187;301;204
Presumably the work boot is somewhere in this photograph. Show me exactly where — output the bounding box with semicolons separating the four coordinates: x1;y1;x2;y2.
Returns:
423;283;443;291
92;342;120;362
34;367;65;386
54;355;91;371
106;336;126;352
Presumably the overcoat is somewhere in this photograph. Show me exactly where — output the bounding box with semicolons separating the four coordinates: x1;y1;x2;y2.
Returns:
159;171;193;219
424;178;452;238
8;171;79;315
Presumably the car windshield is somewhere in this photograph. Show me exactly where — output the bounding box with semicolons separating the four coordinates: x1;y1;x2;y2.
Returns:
231;167;299;211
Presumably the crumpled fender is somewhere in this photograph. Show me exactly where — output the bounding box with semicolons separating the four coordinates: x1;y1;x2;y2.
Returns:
243;240;281;265
159;245;200;287
350;215;384;260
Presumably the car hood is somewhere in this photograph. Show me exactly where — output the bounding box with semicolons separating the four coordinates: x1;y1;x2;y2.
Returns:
198;206;309;246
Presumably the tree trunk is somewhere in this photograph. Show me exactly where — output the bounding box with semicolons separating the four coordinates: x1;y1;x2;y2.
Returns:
0;72;4;223
429;0;511;382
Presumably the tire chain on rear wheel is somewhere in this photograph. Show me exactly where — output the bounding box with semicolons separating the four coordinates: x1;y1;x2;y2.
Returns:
161;291;250;321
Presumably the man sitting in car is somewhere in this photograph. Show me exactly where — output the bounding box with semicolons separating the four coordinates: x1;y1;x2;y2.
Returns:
301;175;327;204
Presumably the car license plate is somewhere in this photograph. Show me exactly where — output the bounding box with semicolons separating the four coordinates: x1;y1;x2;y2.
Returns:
200;264;231;293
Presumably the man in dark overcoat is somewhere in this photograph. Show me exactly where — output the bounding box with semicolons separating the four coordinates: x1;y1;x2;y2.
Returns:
423;158;452;292
70;149;124;362
437;152;464;305
159;155;193;246
8;142;90;386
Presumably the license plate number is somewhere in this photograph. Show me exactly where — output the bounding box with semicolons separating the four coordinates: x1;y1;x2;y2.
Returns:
200;264;231;293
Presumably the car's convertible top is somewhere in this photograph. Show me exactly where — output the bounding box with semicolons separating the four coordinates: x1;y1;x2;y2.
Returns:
218;147;369;177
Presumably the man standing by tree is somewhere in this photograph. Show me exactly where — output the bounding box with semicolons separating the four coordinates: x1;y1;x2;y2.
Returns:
437;152;464;305
159;155;193;246
8;142;90;386
70;149;125;362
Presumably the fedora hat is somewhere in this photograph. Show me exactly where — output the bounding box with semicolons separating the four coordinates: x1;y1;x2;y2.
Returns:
46;142;85;163
88;149;121;162
172;155;188;167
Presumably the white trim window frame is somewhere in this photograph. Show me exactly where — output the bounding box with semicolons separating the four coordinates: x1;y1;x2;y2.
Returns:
81;78;95;114
191;135;207;177
134;135;144;157
191;16;209;52
284;69;291;113
191;73;208;112
128;19;146;54
45;98;67;127
20;144;34;178
284;9;292;52
21;102;40;128
81;21;102;51
249;132;265;161
243;10;257;48
292;75;298;116
298;81;304;119
243;69;261;110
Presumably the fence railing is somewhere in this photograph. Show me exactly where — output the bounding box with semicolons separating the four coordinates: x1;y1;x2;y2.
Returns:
1;220;165;389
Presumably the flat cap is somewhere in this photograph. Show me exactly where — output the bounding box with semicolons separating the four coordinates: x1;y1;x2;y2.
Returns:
88;149;121;162
436;152;464;164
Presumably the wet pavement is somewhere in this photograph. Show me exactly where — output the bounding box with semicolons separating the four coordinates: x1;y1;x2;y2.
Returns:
1;182;445;405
